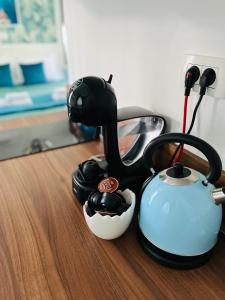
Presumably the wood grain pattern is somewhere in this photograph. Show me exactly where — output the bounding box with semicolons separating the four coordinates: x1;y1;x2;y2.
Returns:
154;143;225;186
0;109;67;131
0;141;225;299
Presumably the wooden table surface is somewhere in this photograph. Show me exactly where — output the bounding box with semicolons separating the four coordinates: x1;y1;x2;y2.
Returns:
0;110;67;131
0;141;225;300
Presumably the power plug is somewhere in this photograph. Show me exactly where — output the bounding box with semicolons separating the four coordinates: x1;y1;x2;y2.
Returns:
184;54;225;99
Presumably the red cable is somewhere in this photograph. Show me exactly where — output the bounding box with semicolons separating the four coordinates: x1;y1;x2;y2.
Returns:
175;95;189;162
182;95;189;134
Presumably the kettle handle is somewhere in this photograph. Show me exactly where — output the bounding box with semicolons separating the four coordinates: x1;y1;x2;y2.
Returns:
143;133;222;184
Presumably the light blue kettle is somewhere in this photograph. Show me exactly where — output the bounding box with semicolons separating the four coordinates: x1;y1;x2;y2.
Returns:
138;133;225;269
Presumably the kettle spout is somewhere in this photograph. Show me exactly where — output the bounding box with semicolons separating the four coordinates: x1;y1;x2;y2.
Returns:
212;187;225;205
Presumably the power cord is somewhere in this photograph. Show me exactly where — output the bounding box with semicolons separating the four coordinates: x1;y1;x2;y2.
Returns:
175;95;189;162
168;66;200;165
185;95;204;134
184;66;200;97
169;68;216;166
178;66;200;159
169;94;203;165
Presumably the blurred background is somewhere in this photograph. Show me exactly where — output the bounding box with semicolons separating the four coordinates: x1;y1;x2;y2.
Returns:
1;0;225;166
0;0;96;160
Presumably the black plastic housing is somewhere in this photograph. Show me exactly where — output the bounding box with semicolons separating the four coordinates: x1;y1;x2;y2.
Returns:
199;68;216;95
184;66;200;96
67;76;166;204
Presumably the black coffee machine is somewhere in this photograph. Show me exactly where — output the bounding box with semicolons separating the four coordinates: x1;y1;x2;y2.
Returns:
67;75;166;204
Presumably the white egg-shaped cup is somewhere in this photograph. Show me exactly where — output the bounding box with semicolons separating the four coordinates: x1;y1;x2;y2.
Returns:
83;189;136;240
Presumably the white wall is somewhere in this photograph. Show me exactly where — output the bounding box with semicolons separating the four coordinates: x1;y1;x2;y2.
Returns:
64;0;225;166
0;43;64;66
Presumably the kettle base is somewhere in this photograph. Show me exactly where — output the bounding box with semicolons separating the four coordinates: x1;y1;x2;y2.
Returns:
137;227;214;269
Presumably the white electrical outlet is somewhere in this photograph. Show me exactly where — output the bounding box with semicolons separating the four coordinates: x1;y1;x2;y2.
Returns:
184;54;225;99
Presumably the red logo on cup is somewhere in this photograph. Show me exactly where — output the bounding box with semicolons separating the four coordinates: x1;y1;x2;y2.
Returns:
98;177;119;193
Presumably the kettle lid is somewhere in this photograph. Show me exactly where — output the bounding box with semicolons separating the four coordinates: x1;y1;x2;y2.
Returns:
159;163;199;186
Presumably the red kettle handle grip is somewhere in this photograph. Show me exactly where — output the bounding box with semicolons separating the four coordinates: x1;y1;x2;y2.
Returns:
143;133;222;184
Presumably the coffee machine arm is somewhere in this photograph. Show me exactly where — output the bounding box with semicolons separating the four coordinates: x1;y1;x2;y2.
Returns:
117;106;154;122
103;107;156;175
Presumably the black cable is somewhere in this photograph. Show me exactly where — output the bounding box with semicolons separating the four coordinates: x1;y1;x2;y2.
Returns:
168;68;216;167
168;94;204;167
186;95;203;134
